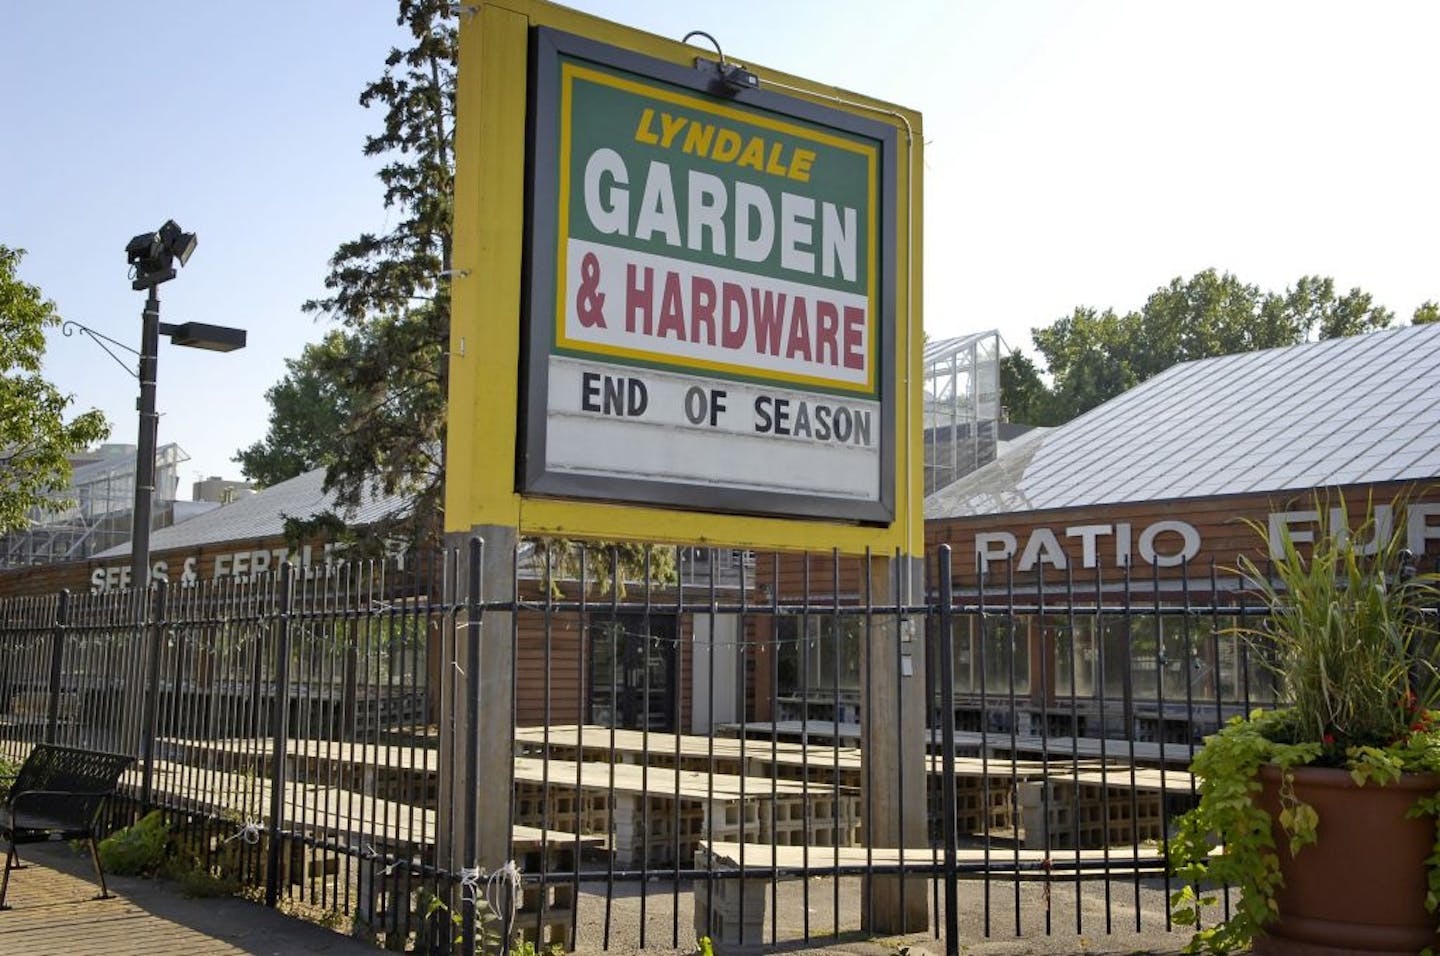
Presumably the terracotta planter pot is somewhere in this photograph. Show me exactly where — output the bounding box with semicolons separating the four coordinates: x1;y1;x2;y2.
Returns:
1251;763;1440;955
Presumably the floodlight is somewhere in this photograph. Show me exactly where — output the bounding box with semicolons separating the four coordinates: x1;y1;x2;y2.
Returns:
126;219;196;290
158;219;198;266
125;231;161;267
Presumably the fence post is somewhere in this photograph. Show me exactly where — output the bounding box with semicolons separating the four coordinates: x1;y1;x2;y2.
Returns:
937;546;960;955
861;551;930;933
440;527;516;951
46;590;70;746
140;581;167;808
265;563;295;908
461;536;482;955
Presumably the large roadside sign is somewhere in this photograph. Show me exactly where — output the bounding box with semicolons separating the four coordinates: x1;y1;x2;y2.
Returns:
522;29;895;523
446;0;922;555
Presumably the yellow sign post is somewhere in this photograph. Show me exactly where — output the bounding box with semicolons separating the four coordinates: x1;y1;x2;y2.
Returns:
444;1;929;938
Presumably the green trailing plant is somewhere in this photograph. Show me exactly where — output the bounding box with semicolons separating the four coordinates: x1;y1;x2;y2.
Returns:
420;885;506;955
510;941;566;956
1167;499;1440;953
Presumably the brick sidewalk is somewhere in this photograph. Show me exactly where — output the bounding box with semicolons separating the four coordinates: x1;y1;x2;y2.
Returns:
0;842;374;955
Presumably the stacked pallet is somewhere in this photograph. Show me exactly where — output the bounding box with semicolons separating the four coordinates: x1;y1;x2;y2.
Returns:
512;756;861;868
924;770;1017;836
513;777;614;839
1016;767;1192;848
509;825;590;952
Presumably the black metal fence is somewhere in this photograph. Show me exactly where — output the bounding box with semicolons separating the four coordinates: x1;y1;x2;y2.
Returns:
3;542;1428;953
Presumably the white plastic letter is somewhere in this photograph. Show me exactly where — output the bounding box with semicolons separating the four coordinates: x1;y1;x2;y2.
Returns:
1018;529;1068;572
687;170;728;255
779;192;815;274
634;161;681;246
1137;520;1201;568
975;532;1018;575
734;181;775;263
583;148;630;236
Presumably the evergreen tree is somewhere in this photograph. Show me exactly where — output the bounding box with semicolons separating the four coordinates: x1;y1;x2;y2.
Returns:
241;2;672;586
295;0;456;546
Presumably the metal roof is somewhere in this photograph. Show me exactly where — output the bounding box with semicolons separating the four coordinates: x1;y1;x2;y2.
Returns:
93;468;410;558
925;323;1440;519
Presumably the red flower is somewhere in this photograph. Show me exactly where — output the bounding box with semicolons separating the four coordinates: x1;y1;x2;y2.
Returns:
1322;733;1336;745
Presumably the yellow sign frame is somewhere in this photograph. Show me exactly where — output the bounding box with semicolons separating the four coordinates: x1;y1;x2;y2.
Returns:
445;0;924;556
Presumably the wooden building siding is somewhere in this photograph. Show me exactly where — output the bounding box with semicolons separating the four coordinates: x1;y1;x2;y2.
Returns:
513;611;695;730
926;481;1440;588
753;550;898;603
0;532;329;598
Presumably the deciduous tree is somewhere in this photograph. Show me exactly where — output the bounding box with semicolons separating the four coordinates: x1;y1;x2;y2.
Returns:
1006;270;1398;425
233;331;356;488
0;245;110;532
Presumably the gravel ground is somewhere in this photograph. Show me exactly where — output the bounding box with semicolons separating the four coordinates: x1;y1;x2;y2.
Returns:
565;874;1197;955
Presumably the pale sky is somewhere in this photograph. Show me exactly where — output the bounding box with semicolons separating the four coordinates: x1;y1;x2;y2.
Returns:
6;1;1439;495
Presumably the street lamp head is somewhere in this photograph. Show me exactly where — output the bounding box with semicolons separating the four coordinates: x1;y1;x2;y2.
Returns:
126;219;197;291
160;321;246;352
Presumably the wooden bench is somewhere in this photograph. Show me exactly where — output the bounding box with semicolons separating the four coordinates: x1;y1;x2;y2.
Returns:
0;744;134;908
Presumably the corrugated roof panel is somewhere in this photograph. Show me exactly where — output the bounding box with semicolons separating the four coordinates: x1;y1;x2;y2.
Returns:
926;323;1440;518
92;469;410;558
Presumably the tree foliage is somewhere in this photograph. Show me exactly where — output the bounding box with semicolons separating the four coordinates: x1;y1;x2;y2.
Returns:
997;350;1053;428
1005;270;1401;426
233;331;357;488
290;0;456;546
243;1;672;589
0;245;110;533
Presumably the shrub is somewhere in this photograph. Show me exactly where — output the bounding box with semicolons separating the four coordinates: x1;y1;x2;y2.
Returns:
97;810;170;876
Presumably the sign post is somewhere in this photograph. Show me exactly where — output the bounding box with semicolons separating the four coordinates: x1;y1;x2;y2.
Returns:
445;0;926;934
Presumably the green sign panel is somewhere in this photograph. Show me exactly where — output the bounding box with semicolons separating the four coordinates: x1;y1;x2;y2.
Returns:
522;28;897;523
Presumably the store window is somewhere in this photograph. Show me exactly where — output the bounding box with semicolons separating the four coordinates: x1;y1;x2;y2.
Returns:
588;613;677;731
774;615;862;696
1051;612;1278;705
950;615;1030;696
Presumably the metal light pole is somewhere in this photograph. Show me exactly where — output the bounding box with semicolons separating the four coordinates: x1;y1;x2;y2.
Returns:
119;221;246;761
122;220;247;595
60;224;246;757
129;285;163;596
